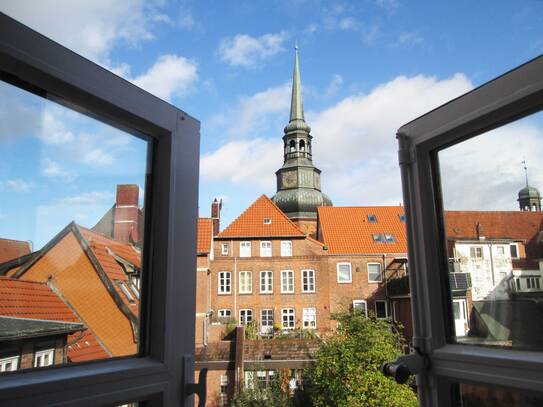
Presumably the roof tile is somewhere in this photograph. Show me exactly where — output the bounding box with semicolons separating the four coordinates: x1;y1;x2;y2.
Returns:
0;238;31;264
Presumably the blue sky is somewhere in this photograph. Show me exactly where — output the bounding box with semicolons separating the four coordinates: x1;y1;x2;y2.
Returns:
1;1;543;248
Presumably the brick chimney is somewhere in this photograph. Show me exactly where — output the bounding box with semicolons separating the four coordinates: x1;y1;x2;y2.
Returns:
114;185;140;243
211;198;222;236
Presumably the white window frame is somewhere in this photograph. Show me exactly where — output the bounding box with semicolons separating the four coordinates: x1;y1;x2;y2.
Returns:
336;262;352;283
281;308;295;330
496;245;505;255
281;241;292;257
375;300;388;319
281;270;295;293
240;241;251;257
301;269;315;293
260;271;273;294
260;309;274;334
0;356;19;372
34;349;55;368
239;309;253;325
218;309;231;319
396;57;543;405
470;246;484;259
221;243;229;256
510;243;520;259
302;307;317;329
260;241;272;257
352;300;368;317
367;262;382;283
239;271;253;294
218;271;232;294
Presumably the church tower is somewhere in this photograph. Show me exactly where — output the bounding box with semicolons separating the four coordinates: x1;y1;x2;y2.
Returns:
518;161;541;211
272;46;332;235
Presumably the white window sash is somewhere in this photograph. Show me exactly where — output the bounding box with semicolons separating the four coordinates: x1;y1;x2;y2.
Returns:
281;270;294;293
239;271;252;294
302;270;315;292
367;263;382;283
281;241;292;256
337;263;352;283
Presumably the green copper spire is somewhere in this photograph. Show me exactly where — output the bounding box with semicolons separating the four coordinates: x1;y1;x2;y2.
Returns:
285;45;311;134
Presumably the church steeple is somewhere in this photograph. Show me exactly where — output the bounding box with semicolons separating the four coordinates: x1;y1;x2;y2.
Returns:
272;46;332;232
518;160;541;211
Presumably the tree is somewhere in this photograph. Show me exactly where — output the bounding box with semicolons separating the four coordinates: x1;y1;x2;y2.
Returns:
305;311;418;407
230;370;293;407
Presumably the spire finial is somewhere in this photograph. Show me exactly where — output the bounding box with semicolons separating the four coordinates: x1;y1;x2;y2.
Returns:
289;43;304;122
522;159;529;187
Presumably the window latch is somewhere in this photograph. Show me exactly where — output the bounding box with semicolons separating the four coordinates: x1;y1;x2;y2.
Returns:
183;355;207;407
381;351;428;384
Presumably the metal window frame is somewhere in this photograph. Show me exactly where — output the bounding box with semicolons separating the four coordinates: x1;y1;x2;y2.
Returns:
0;13;199;407
397;55;543;406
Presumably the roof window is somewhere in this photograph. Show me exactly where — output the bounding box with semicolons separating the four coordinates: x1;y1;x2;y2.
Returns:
372;233;396;243
399;214;406;222
385;234;395;243
367;214;377;223
263;218;271;224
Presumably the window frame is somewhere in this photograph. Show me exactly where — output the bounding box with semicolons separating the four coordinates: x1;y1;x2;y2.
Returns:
221;243;229;256
280;270;295;293
302;307;317;329
301;269;316;293
374;300;388;319
238;271;253;294
259;241;272;257
0;355;20;372
260;270;273;294
281;308;295;330
239;309;253;325
336;262;352;283
367;262;382;283
0;13;200;407
397;55;543;405
280;241;293;257
240;241;251;257
218;271;232;294
260;309;274;334
352;300;368;317
510;243;520;259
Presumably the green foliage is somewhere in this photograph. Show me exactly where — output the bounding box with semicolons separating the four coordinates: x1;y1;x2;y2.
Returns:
245;320;259;340
230;370;293;407
305;311;418;407
222;318;237;340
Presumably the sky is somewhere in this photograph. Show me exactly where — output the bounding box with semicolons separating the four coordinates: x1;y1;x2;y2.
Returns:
1;0;543;248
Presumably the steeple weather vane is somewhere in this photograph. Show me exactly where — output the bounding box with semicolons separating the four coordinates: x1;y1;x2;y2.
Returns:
522;159;529;187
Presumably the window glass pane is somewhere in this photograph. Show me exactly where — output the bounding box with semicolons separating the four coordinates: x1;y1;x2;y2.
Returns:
454;382;543;406
439;112;543;349
0;80;148;372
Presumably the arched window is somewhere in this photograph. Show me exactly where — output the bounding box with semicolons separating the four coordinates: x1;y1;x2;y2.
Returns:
307;141;311;152
289;140;296;152
299;140;305;151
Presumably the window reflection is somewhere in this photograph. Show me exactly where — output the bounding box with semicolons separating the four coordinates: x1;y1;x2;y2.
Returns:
439;111;543;349
0;79;148;373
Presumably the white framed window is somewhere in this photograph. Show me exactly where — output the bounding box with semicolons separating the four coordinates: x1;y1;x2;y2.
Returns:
260;271;273;293
244;371;254;390
263;218;271;224
496;245;505;255
367;263;382;283
239;309;253;325
526;277;541;290
470;246;483;259
282;308;295;329
240;241;251;257
261;309;274;334
34;349;55;367
0;355;19;372
281;270;294;293
221;243;229;255
302;269;315;292
260;241;272;257
218;271;231;294
375;300;388;319
302;307;316;329
281;241;292;256
337;263;352;283
239;271;252;294
353;300;368;317
218;309;231;319
220;375;229;406
117;280;135;303
510;243;519;258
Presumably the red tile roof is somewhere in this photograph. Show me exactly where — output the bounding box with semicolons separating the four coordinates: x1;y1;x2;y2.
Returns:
0;238;31;264
445;211;543;259
0;277;108;361
218;195;305;238
318;206;407;254
197;218;213;254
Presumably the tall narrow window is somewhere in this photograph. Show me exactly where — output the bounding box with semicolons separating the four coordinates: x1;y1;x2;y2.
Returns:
219;375;229;406
260;241;272;257
375;300;388;319
510;244;519;258
367;263;382;283
260;271;273;293
240;241;251;257
239;271;252;294
261;309;274;334
222;243;229;255
281;270;294;293
337;263;352;283
302;270;315;292
282;308;295;329
281;241;293;256
302;307;316;329
352;300;367;317
239;309;253;325
218;271;231;294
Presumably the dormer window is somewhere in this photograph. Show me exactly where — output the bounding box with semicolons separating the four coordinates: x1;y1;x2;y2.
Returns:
368;214;377;223
116;280;135;303
263;218;271;224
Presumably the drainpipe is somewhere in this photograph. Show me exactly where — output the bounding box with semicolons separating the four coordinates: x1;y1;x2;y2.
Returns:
233;240;237;321
488;242;495;287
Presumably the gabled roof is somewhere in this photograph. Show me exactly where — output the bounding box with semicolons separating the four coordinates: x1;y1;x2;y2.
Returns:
197;218;213;254
0;238;31;264
445;211;543;259
317;206;407;254
218;195;305;238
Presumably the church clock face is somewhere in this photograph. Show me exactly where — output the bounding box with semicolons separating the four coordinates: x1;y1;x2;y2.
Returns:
282;170;298;188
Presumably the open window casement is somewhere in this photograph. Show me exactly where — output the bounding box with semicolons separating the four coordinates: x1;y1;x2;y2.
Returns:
389;55;543;405
0;13;201;407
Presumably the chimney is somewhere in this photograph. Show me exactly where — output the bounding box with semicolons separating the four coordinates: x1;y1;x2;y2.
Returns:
211;198;222;236
114;185;140;243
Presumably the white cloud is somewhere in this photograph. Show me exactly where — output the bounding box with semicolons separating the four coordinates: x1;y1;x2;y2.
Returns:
39;110;75;145
1;0;155;63
305;24;318;35
218;32;288;68
338;17;360;31
324;74;344;97
41;158;74;181
58;191;113;206
4;179;34;192
397;32;424;46
375;0;400;11
132;54;198;101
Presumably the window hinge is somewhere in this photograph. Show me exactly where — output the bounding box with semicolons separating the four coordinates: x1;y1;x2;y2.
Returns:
381;350;429;384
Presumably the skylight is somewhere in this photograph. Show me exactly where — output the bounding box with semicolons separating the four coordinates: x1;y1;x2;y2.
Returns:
367;214;377;223
399;214;406;222
263;218;271;224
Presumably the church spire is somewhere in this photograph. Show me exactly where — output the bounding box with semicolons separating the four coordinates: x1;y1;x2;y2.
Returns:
289;44;304;122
